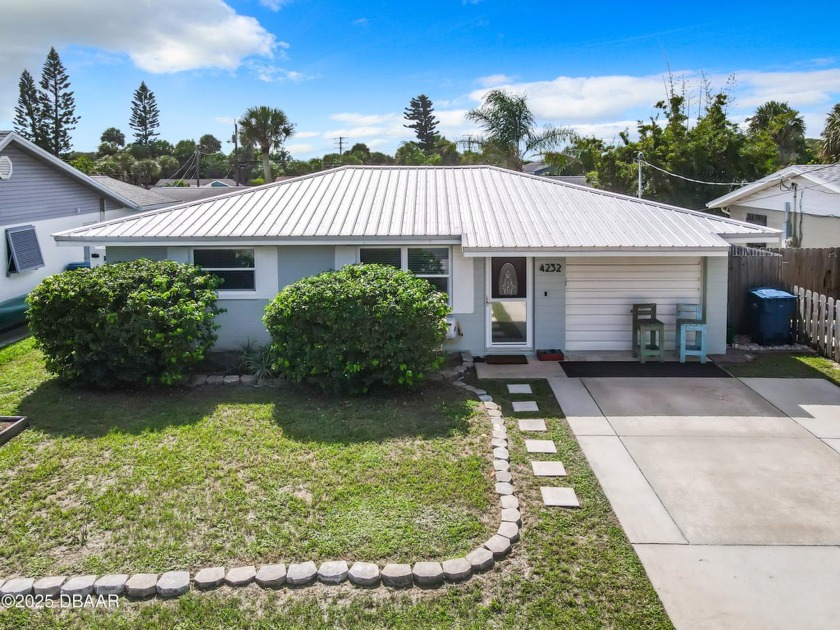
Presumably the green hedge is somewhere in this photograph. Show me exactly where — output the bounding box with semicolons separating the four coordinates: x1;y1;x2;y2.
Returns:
264;264;450;394
27;259;223;387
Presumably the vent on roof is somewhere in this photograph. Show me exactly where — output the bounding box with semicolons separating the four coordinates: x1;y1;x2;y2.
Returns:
6;225;44;275
0;156;12;181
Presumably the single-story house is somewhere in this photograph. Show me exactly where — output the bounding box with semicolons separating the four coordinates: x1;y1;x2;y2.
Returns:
154;178;238;188
54;166;781;356
707;164;840;248
0;131;153;316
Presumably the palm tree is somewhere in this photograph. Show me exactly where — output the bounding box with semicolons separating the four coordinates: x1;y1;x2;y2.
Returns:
746;101;806;165
238;106;295;183
820;103;840;163
466;89;572;171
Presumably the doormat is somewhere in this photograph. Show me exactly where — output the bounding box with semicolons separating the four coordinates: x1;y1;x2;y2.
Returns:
560;361;730;378
485;355;529;365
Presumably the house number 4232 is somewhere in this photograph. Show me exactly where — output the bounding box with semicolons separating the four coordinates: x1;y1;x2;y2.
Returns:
539;263;562;272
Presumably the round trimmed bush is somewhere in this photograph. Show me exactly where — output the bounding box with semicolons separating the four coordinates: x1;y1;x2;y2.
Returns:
27;259;223;387
264;264;450;394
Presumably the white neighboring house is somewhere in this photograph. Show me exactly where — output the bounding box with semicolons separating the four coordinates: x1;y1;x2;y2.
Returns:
707;164;840;248
0;131;172;314
54;165;781;356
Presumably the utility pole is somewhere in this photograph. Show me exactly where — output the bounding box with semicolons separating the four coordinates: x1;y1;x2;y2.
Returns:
195;149;201;187
637;151;643;199
233;121;239;186
334;136;348;160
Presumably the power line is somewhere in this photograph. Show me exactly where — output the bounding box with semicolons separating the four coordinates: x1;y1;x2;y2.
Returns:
640;157;746;186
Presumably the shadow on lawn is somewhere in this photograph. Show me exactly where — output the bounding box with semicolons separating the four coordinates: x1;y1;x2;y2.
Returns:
17;379;473;443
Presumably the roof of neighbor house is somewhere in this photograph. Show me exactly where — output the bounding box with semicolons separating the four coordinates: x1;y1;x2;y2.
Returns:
707;164;840;209
90;176;178;210
0;130;139;211
154;178;237;188
546;175;592;188
54;165;780;253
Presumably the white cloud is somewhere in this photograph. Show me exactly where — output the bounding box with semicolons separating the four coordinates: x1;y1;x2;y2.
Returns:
214;116;237;126
476;74;514;88
352;18;369;26
294;131;322;138
260;0;292;10
285;143;314;155
249;63;312;83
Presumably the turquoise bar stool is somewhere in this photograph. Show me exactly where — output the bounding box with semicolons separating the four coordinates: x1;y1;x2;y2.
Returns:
676;303;707;363
632;303;664;363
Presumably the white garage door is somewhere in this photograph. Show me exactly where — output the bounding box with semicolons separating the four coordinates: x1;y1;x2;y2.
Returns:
565;257;702;351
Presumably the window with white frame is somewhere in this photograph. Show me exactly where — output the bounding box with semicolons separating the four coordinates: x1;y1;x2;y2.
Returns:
6;225;44;276
359;246;450;296
192;248;255;290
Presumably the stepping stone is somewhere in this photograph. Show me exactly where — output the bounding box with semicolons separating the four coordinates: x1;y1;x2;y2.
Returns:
478;395;493;402
493;459;510;472
541;487;581;508
484;534;513;558
125;574;158;599
157;571;190;598
225;566;256;587
500;495;520;510
483;401;500;411
491;437;507;448
512;401;539;412
532;461;567;477
33;576;66;597
501;507;522;525
508;384;533;394
94;574;128;596
1;577;34;597
493;447;510;460
61;575;96;597
525;439;557;454
442;558;472;582
255;564;286;588
518;418;547;432
495;482;514;495
286;561;317;586
472;389;487;396
194;567;225;590
381;563;413;588
412;562;444;587
466;547;495;572
498;521;520;543
318;561;349;584
495;470;512;483
493;427;507;438
487;409;503;417
491;417;505;426
348;562;380;587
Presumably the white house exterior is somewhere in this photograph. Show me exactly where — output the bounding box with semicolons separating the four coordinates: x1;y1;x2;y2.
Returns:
54;166;781;356
0;131;168;307
707;164;840;248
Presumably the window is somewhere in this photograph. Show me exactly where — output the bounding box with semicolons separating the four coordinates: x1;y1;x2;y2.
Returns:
359;246;451;296
745;213;768;227
193;249;255;290
6;225;44;276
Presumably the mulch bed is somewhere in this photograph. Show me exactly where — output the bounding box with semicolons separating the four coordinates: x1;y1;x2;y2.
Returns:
560;361;731;378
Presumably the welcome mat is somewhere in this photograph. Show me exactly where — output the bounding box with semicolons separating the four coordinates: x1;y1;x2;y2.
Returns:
560;361;730;378
485;355;529;365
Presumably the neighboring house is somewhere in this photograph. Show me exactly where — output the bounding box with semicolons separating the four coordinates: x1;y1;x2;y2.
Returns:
546;175;593;188
91;176;179;210
149;187;249;204
0;131;143;312
707;164;840;248
523;161;556;176
54;166;780;356
154;178;238;188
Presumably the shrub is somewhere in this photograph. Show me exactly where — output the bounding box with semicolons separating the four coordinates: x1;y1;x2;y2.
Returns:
239;340;279;379
264;264;450;394
27;259;223;387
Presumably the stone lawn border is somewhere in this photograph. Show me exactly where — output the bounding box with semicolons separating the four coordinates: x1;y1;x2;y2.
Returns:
0;352;521;600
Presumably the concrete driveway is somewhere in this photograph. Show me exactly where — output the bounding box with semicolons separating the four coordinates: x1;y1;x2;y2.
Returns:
549;376;840;630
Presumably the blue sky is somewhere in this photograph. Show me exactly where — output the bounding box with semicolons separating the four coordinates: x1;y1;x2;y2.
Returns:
2;0;839;160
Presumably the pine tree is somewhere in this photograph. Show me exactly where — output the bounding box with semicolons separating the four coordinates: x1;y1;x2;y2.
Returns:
13;69;43;145
38;47;80;157
129;81;160;146
404;94;439;154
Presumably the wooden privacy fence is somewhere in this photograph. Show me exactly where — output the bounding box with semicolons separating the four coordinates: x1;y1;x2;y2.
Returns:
793;286;840;363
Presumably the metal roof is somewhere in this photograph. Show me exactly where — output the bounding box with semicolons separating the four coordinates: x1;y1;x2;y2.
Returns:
707;164;840;208
54;166;780;251
91;176;178;209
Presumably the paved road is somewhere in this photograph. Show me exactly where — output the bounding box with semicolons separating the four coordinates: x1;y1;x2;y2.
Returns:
550;376;840;630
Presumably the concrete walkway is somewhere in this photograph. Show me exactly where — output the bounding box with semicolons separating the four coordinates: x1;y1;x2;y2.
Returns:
549;376;840;630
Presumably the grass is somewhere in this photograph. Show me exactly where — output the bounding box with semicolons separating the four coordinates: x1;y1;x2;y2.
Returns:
0;340;672;629
724;352;840;386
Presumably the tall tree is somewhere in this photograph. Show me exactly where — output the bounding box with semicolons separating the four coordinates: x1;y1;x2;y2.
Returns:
466;89;572;171
13;69;43;145
238;105;295;183
38;47;79;157
199;134;222;154
129;81;160;146
746;101;806;166
100;127;126;146
404;95;439;153
820;103;840;163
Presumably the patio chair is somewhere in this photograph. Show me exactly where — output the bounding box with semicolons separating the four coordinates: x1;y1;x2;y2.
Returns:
632;303;664;363
676;303;707;364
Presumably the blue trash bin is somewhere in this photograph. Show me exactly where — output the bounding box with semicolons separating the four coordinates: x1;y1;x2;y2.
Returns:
747;287;797;345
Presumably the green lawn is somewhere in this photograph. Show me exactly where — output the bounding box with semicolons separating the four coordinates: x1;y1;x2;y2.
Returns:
0;340;671;629
724;352;840;386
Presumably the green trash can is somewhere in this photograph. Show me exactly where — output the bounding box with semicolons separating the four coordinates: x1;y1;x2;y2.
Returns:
747;287;796;345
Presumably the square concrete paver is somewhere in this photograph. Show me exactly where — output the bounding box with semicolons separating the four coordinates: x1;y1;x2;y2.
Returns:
531;461;567;476
507;384;533;394
518;418;547;432
512;401;539;412
634;544;840;630
540;487;580;507
741;378;840;438
525;439;556;453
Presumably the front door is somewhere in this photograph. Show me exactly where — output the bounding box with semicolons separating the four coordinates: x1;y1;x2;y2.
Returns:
486;257;531;349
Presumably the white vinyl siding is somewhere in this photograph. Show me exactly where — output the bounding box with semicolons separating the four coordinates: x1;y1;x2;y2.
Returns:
565;257;702;351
